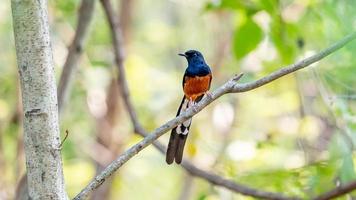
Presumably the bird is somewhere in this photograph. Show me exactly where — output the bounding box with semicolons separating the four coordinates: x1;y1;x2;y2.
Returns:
166;50;212;164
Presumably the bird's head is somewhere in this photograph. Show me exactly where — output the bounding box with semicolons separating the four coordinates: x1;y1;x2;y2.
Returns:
179;50;205;64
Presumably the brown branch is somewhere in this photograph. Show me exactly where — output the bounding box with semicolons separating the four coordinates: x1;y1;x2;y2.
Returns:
82;1;294;199
57;0;96;113
119;0;134;43
313;181;356;200
71;0;356;199
76;1;356;200
177;175;194;200
146;137;298;200
182;162;300;200
98;0;144;135
90;0;135;198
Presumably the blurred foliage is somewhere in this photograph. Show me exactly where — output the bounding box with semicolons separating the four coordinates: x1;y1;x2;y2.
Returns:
0;0;355;199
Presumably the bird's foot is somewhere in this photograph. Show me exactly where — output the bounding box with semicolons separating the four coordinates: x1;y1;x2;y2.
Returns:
188;98;198;112
192;105;198;112
188;98;195;107
205;91;213;99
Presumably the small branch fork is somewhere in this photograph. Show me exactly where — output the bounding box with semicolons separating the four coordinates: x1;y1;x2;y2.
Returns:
70;0;356;199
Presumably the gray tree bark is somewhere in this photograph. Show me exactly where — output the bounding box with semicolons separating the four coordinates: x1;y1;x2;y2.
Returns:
11;0;67;199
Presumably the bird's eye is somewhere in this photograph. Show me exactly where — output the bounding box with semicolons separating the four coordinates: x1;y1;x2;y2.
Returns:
193;53;197;56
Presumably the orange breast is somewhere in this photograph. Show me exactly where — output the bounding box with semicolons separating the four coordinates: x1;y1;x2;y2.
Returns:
183;74;212;101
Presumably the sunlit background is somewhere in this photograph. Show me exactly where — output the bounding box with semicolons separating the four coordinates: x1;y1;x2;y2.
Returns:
0;0;356;199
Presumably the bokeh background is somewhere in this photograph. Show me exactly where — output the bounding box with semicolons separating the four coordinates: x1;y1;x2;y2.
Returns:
1;0;356;199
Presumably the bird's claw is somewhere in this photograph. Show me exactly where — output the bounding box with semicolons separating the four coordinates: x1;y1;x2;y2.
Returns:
192;105;198;112
205;91;213;99
189;98;195;107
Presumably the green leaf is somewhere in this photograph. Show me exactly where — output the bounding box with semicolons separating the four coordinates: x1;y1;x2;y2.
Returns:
269;20;298;64
328;134;356;184
205;0;261;13
232;19;263;59
197;193;208;200
54;0;78;15
257;0;278;15
306;162;337;196
339;154;356;183
205;0;244;11
329;133;351;159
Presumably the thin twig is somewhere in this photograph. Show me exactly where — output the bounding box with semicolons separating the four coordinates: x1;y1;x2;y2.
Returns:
182;161;300;200
58;130;69;149
313;181;356;200
57;0;96;113
72;0;356;198
123;114;297;200
231;32;356;93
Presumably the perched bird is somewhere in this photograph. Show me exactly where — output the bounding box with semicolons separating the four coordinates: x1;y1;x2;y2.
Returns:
166;50;212;164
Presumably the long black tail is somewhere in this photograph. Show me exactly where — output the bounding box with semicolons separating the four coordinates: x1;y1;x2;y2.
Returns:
166;97;191;164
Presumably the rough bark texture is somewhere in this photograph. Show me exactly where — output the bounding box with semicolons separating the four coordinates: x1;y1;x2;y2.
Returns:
11;0;67;199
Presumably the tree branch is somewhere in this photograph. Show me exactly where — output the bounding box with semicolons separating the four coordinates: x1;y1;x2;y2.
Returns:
57;0;96;114
313;181;356;200
182;161;299;200
232;32;356;93
77;1;295;199
149;137;299;200
71;0;356;198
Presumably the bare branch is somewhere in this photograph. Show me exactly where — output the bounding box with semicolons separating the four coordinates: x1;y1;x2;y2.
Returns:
313;181;356;200
57;0;96;113
71;0;356;199
69;0;356;199
131;127;299;200
81;1;291;199
73;28;356;199
232;32;356;93
98;0;144;135
177;175;194;200
181;161;300;200
140;132;299;200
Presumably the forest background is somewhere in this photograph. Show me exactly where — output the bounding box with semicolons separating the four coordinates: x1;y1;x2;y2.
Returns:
1;0;356;199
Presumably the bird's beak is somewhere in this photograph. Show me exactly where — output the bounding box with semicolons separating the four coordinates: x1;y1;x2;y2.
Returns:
178;53;187;57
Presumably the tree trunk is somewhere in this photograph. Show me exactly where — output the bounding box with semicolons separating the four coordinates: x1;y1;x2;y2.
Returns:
11;0;67;199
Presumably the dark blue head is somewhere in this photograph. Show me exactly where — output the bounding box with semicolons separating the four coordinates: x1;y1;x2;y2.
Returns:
179;50;206;66
179;50;211;76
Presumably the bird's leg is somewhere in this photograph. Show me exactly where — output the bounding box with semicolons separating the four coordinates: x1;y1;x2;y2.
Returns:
205;91;213;99
188;97;195;107
188;97;199;112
